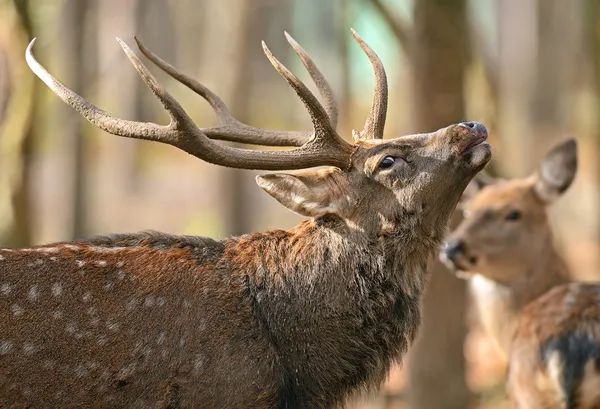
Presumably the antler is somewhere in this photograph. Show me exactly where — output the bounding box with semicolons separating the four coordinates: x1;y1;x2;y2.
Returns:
283;32;338;129
26;37;352;171
351;29;388;141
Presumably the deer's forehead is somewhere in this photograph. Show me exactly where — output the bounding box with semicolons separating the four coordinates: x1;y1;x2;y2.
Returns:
467;181;532;210
354;137;428;156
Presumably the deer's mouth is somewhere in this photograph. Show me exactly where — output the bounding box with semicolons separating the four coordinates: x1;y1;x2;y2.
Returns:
460;136;488;156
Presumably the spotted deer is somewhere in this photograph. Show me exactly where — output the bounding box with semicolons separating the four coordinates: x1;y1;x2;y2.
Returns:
443;139;600;408
4;31;491;408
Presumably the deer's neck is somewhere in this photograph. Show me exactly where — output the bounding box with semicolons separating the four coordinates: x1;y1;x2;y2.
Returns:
469;245;570;358
236;214;441;407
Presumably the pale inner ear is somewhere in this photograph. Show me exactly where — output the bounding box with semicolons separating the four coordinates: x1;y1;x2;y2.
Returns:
532;139;577;204
256;168;350;218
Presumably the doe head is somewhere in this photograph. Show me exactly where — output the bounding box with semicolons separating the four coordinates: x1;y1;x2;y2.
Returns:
442;139;577;282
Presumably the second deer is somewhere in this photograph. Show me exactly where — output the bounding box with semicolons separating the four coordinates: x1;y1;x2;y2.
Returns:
443;139;600;408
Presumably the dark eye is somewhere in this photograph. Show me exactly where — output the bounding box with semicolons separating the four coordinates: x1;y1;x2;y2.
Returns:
379;156;396;169
506;210;522;221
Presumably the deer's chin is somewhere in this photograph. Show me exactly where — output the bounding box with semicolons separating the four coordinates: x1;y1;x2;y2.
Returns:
463;141;492;168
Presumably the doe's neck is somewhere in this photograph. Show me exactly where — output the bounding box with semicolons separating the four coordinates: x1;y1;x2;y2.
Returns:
469;243;570;358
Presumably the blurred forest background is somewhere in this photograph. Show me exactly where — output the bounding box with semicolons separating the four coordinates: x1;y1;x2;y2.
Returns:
0;0;599;408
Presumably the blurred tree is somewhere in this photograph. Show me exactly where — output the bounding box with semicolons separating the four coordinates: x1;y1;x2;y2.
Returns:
0;0;35;247
58;0;89;239
370;0;471;407
407;0;471;408
530;0;581;161
200;0;254;237
201;0;292;236
587;0;600;244
96;0;142;198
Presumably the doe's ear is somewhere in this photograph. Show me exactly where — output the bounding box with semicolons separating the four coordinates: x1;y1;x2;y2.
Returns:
256;167;350;218
532;138;577;204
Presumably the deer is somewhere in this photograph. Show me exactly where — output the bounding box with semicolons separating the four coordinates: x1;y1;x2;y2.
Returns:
442;139;600;408
1;30;491;408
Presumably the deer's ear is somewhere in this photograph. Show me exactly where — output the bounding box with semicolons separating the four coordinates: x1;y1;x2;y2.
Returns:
458;172;498;209
532;138;577;204
256;168;350;218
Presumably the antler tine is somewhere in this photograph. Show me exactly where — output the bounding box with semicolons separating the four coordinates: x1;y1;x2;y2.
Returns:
261;40;347;150
351;29;388;141
27;38;353;171
135;37;310;147
284;32;338;129
26;38;177;143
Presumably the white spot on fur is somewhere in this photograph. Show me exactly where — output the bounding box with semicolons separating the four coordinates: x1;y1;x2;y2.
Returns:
50;256;58;261
27;259;44;267
76;260;85;267
11;304;23;316
193;355;204;374
106;318;120;332
43;359;56;369
0;254;4;260
74;365;88;378
118;363;137;378
94;260;108;267
52;310;64;320
0;340;13;355
37;247;59;253
103;282;114;291
27;285;40;301
156;296;165;307
22;342;37;355
82;292;92;302
97;335;107;346
126;297;137;311
64;244;81;251
157;332;166;345
116;261;125;268
66;322;77;334
88;246;127;253
144;295;155;308
51;283;63;297
117;271;126;280
1;283;12;296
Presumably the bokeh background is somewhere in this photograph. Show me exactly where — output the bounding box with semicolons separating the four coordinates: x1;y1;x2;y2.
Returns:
0;0;599;407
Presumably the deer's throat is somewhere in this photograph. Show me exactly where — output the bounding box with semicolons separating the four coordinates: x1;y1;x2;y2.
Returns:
469;249;570;357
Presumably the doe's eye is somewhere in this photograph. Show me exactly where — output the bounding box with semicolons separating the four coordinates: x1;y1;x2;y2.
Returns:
506;210;522;221
379;156;396;169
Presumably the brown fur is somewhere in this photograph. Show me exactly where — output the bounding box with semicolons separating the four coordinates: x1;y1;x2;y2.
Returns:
0;123;490;408
443;139;600;408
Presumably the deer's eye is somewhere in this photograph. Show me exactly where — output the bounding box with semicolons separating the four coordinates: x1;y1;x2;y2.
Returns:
506;210;522;221
379;156;396;169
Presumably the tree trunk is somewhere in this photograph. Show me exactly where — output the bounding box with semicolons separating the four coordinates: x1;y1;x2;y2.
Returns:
203;0;292;237
406;1;471;408
59;0;89;239
587;0;600;245
0;0;35;248
495;0;538;178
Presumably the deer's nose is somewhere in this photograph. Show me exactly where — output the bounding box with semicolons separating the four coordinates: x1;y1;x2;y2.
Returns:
444;239;465;262
458;121;487;137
